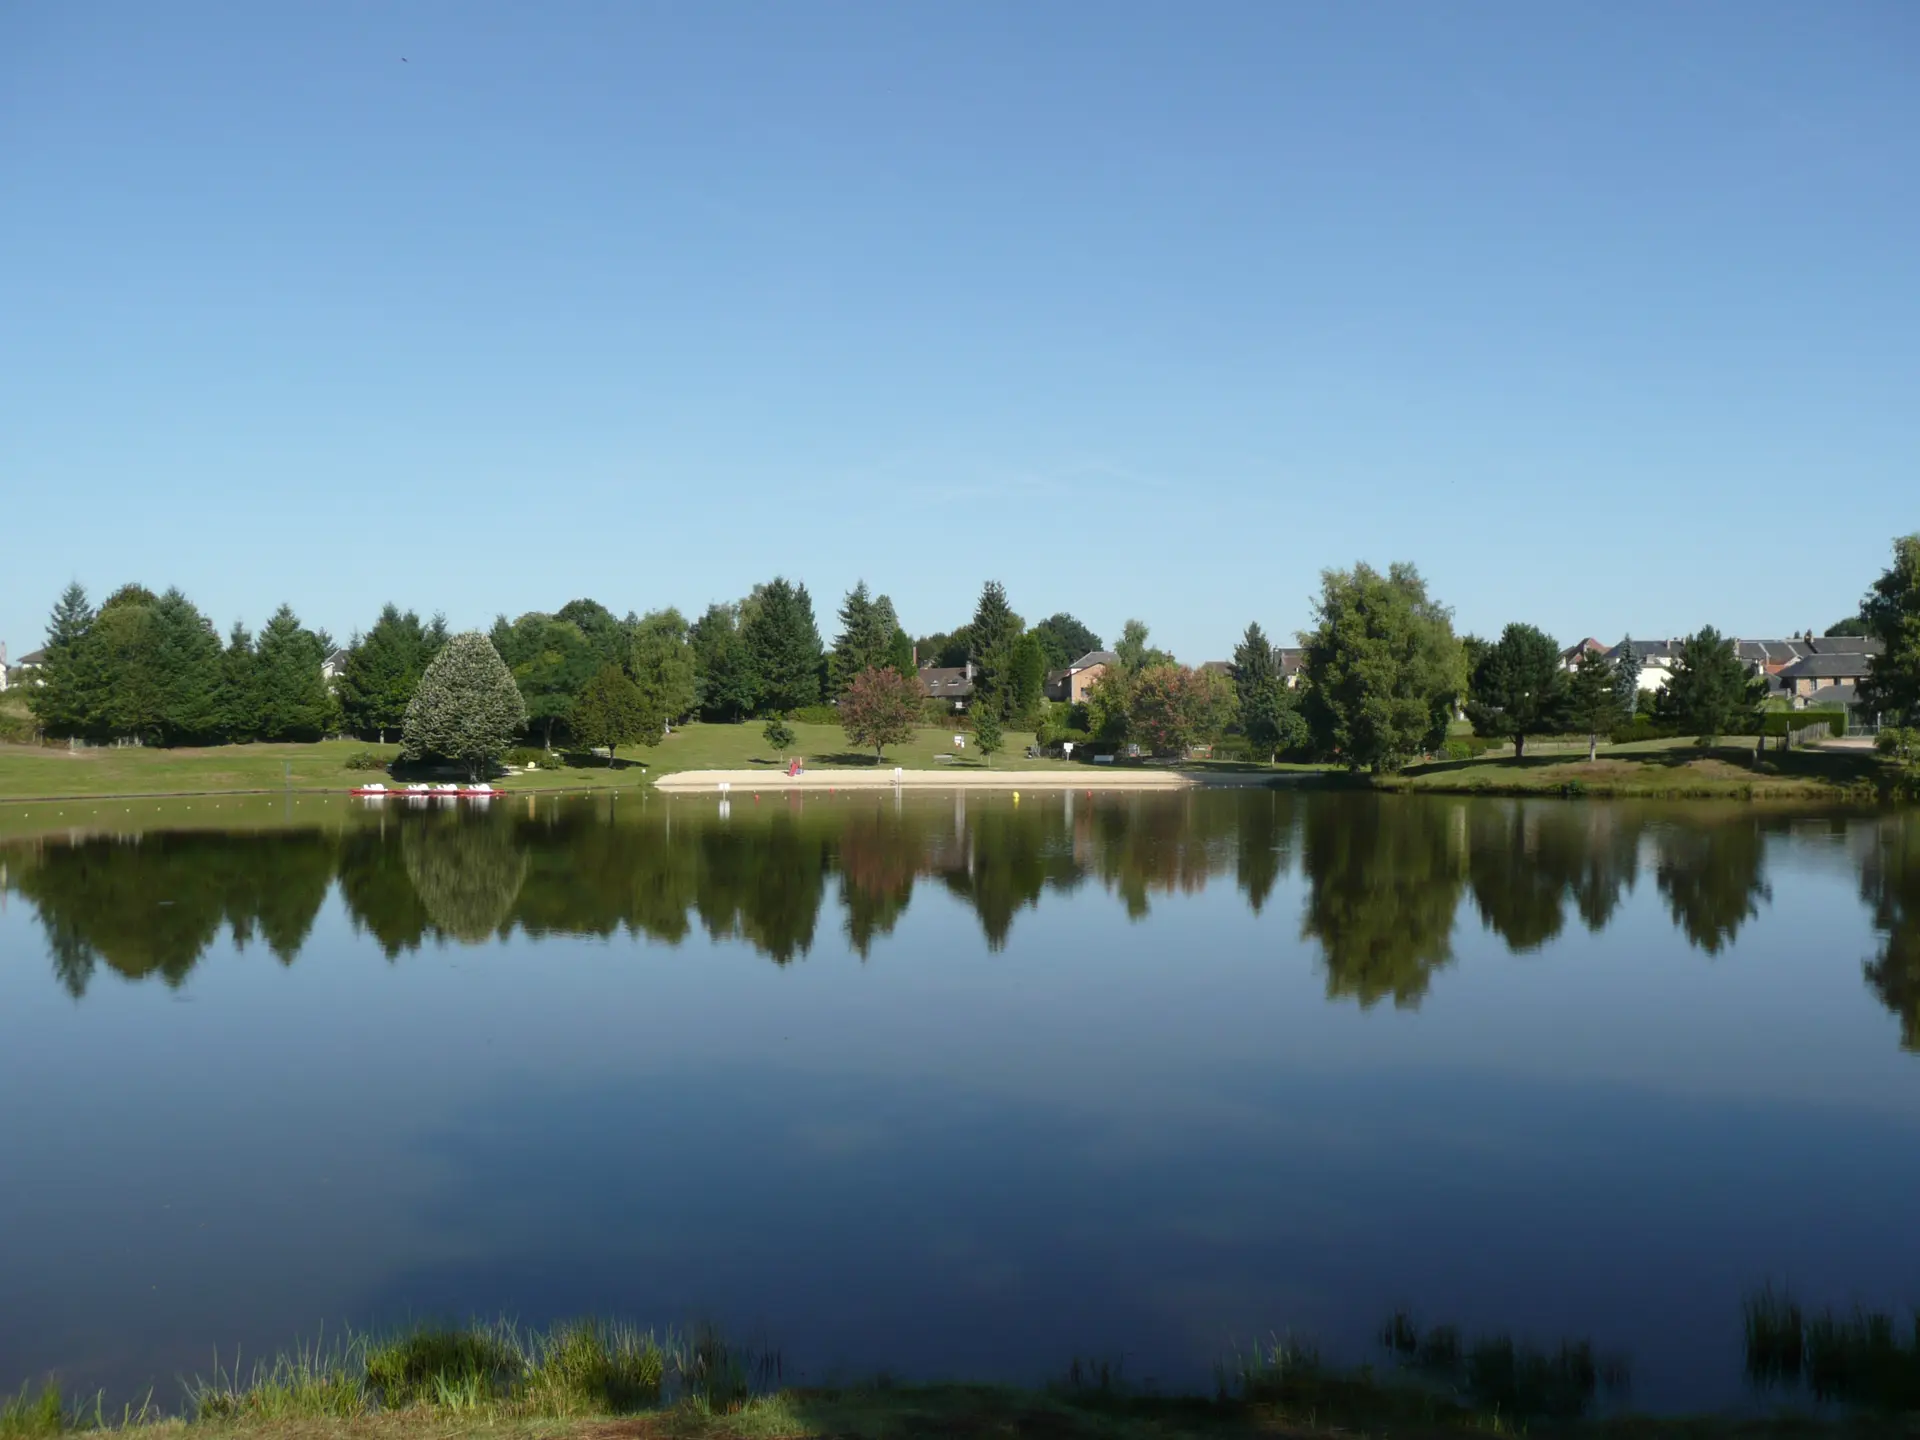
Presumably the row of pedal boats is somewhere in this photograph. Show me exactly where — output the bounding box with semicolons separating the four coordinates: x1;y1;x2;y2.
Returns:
349;782;503;799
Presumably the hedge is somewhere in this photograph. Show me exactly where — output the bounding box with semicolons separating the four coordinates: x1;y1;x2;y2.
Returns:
1759;710;1846;739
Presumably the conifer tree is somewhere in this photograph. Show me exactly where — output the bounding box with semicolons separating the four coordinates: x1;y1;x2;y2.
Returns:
1662;626;1763;744
219;622;257;742
1568;647;1625;761
253;605;335;741
1612;638;1641;717
691;602;760;721
340;604;436;744
151;589;225;744
402;632;528;778
967;580;1024;718
831;582;899;694
741;577;823;714
27;583;98;739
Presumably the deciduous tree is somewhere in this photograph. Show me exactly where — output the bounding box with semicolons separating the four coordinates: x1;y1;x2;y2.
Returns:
1859;534;1920;727
402;632;529;779
629;608;697;731
1031;614;1102;670
570;661;651;768
839;665;921;760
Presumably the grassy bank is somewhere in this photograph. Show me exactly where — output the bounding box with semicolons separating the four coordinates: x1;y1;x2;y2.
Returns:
7;1298;1919;1440
1375;739;1898;800
0;724;1085;803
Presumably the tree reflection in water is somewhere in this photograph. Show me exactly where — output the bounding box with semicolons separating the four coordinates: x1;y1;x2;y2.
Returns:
2;793;1914;1048
1860;813;1920;1051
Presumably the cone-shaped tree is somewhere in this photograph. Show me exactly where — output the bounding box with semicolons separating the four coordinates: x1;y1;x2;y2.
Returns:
402;631;528;779
27;583;99;738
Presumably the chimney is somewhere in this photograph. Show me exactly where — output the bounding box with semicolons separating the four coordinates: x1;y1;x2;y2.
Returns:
965;660;973;682
912;644;918;669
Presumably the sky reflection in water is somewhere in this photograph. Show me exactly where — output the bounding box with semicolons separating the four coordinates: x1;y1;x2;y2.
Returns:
0;790;1916;1411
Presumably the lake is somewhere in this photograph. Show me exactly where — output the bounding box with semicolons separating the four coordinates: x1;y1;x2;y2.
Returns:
1;789;1915;1411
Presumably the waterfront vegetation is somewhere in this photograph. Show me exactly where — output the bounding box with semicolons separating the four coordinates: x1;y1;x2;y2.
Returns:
6;1291;1920;1439
8;533;1916;796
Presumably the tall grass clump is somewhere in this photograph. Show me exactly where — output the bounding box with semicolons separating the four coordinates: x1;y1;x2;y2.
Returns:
187;1337;368;1422
526;1320;665;1413
1377;1313;1628;1421
1214;1334;1323;1404
1804;1306;1920;1412
0;1383;67;1439
668;1325;780;1415
362;1323;522;1409
1743;1285;1805;1385
1741;1288;1920;1411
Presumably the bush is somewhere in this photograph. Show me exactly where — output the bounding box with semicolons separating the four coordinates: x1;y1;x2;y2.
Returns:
1877;727;1920;764
1436;736;1499;762
921;698;965;724
1608;718;1683;745
343;749;394;772
785;704;840;726
504;746;564;769
1759;710;1847;739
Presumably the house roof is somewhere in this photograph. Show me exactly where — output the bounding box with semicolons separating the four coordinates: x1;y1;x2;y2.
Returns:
1068;650;1118;670
1605;638;1684;662
1803;683;1860;709
1199;660;1233;675
1778;652;1875;679
322;648;349;666
1560;638;1604;660
1275;647;1306;674
1808;635;1882;656
16;648;47;665
918;666;975;696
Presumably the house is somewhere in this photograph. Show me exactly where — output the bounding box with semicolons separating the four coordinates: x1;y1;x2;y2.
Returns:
5;647;48;693
919;662;975;711
1775;650;1878;705
1045;650;1119;705
320;648;350;685
1558;638;1606;671
1275;648;1306;688
1603;638;1684;697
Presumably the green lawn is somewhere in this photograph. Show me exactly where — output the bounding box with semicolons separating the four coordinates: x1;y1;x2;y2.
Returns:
0;723;1088;803
1379;739;1892;798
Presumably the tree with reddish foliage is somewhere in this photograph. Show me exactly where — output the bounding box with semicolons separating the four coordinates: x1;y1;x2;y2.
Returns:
839;664;921;760
1128;664;1237;757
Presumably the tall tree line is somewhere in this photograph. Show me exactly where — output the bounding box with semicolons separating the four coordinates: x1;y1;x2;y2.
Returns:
27;583;335;744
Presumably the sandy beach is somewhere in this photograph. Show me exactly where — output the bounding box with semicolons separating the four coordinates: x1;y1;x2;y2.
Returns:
653;767;1208;792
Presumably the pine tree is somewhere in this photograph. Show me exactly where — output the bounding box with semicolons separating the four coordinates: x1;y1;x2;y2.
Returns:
972;708;1004;767
967;580;1023;717
340;604;435;744
884;625;916;680
253;604;335;741
219;622;257;742
1464;622;1569;759
831;582;899;694
1663;626;1763;744
27;583;98;739
1233;621;1304;762
1612;638;1641;718
1568;647;1625;761
741;577;823;714
402;632;529;778
151;589;225;744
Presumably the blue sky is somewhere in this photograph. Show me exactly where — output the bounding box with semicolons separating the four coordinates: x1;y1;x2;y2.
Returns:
2;2;1915;663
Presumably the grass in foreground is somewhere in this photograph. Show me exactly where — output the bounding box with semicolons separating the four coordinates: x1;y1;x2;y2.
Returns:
11;1294;1920;1440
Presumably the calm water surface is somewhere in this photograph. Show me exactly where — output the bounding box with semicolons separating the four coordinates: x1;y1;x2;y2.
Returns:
1;790;1916;1410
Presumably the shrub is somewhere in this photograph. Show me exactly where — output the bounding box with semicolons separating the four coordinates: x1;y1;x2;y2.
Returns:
785;704;840;726
1877;727;1920;764
504;746;565;769
1757;710;1847;740
343;749;394;772
1436;737;1498;762
1608;718;1683;745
